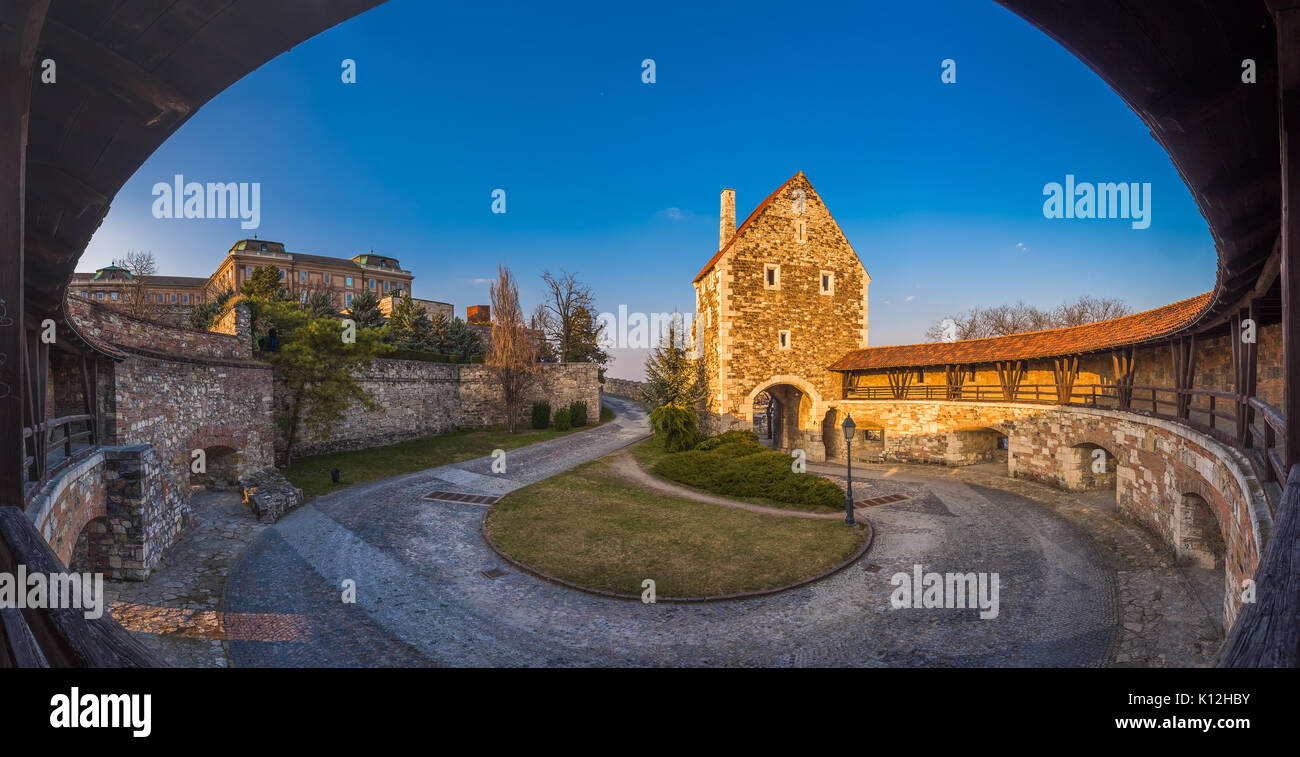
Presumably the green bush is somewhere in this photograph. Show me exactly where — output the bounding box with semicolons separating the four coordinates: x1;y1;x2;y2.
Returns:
653;433;842;509
554;408;572;431
531;401;551;430
649;403;701;452
569;401;588;427
695;429;761;451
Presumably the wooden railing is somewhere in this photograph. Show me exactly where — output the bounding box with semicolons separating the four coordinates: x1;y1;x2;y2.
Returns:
23;414;97;502
1218;464;1300;667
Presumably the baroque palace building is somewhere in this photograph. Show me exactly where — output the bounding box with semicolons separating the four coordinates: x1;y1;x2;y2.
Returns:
68;238;453;323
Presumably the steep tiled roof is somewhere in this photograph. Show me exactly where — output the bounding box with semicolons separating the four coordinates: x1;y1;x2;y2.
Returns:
828;292;1212;371
693;172;803;283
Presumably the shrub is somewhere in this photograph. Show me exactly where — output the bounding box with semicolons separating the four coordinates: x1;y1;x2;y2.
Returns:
649;403;701;452
653;434;842;509
569;401;588;427
531;401;551;430
695;429;761;451
554;407;572;431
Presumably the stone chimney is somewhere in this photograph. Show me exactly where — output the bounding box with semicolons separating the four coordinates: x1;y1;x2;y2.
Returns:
467;305;490;323
720;188;736;250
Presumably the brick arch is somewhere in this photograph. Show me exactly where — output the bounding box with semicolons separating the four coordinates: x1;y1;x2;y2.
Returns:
1175;473;1232;565
190;424;243;454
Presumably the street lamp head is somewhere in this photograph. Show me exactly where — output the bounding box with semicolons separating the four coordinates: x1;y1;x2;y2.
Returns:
841;413;856;441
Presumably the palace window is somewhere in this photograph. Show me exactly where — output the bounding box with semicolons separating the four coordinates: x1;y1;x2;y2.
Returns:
300;272;307;282
170;294;177;303
778;329;791;350
110;292;118;300
246;266;253;277
369;279;375;289
279;269;285;280
384;281;390;291
764;264;781;290
301;289;308;303
346;292;354;308
820;271;834;295
346;276;353;287
324;273;331;284
183;294;190;304
157;294;164;302
96;292;103;299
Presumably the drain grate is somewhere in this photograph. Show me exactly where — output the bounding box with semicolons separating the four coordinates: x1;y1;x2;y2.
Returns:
854;493;909;508
481;568;508;580
423;490;500;505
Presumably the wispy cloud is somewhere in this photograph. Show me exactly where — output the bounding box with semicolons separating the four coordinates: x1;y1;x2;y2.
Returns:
904;295;915;302
471;277;493;285
656;207;689;221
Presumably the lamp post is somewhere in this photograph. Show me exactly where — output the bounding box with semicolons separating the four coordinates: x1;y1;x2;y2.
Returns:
842;413;856;526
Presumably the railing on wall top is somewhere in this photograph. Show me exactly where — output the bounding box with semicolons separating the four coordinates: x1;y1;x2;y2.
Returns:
22;414;97;504
846;382;1287;512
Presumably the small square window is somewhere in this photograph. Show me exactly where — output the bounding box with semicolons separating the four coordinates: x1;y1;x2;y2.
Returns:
96;292;104;299
820;271;835;295
110;292;118;300
778;329;791;350
764;264;781;290
865;429;884;442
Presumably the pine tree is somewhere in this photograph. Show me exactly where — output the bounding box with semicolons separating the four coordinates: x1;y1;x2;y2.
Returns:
641;314;706;410
346;288;385;329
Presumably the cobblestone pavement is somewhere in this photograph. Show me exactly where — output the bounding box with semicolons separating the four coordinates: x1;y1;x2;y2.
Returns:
919;461;1224;667
216;399;1129;667
110;397;1218;667
103;488;272;668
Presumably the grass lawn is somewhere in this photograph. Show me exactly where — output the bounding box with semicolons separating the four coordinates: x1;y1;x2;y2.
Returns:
285;411;612;501
485;439;868;597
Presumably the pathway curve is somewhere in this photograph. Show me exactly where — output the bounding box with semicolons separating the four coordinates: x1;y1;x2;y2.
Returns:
222;397;1121;667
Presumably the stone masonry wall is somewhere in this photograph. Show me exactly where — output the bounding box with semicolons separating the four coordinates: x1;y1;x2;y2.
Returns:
602;377;646;403
278;360;601;457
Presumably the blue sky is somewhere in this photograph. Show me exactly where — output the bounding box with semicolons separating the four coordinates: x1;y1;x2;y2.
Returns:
82;0;1217;379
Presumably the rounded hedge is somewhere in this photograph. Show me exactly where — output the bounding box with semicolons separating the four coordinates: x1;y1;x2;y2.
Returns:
653;432;842;509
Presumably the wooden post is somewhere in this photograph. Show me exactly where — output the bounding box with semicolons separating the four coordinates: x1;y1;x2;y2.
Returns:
0;1;51;507
1275;1;1300;471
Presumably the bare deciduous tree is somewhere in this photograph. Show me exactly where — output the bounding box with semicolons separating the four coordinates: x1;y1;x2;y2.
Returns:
540;269;595;361
925;295;1131;342
487;263;538;433
113;250;157;317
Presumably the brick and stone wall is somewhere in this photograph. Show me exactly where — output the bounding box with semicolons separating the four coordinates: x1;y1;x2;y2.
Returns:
25;445;188;580
68;296;253;360
277;360;601;456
